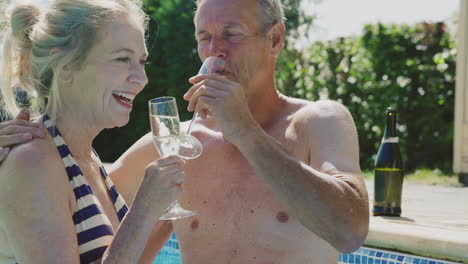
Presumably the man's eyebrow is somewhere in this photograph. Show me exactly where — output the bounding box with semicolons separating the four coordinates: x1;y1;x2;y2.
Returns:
196;29;207;36
196;23;246;35
223;24;240;29
111;48;148;57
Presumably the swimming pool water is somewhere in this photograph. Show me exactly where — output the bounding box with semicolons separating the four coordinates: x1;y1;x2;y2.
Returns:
153;234;462;264
153;233;181;264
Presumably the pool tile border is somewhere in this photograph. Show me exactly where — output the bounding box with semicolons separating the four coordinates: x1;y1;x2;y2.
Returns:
339;246;462;264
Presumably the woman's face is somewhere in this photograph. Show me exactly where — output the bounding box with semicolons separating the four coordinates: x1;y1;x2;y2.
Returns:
68;15;149;128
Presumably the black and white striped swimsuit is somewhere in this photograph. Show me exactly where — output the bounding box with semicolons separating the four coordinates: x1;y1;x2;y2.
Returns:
42;114;129;264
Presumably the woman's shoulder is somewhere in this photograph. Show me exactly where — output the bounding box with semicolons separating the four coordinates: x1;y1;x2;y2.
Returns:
3;137;60;172
0;137;70;210
0;139;79;263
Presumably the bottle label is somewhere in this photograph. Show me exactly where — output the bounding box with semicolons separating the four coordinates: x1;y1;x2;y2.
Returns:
382;137;399;143
373;169;403;206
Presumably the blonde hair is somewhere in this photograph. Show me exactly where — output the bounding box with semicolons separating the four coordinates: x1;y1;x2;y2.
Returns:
0;0;148;121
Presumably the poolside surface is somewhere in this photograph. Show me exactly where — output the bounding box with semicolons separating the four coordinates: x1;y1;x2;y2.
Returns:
364;180;468;262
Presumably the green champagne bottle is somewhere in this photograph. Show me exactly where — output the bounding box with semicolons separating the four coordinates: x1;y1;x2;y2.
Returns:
373;107;404;216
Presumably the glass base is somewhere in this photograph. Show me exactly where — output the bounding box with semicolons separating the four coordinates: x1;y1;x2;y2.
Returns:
178;134;203;159
160;201;197;220
372;206;401;216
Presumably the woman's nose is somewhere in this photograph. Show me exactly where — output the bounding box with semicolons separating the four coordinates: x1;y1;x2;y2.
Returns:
128;64;148;87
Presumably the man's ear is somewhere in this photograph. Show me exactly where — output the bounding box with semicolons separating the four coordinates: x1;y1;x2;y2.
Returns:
268;22;285;57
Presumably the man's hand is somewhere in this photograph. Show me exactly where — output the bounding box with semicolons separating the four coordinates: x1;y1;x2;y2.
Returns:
184;74;257;142
0;109;45;162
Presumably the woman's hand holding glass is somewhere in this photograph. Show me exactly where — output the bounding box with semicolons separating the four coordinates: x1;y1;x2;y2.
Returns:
134;156;186;217
148;96;200;220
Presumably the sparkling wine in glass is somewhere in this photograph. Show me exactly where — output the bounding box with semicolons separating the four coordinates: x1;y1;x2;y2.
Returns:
149;96;201;220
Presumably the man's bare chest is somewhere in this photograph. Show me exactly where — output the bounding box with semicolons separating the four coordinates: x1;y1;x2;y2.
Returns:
177;135;299;230
179;123;306;206
173;145;324;263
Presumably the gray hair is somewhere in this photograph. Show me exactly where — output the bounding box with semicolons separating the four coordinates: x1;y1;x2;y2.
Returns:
257;0;286;33
0;0;148;120
195;0;285;34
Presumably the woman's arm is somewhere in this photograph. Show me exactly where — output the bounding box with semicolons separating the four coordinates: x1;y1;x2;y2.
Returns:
138;220;173;264
0;140;184;264
109;133;174;264
102;156;184;264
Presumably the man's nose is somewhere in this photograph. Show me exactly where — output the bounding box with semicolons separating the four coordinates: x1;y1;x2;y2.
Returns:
208;36;226;58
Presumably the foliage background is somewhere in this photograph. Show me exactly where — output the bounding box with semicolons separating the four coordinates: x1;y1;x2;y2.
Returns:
93;0;455;173
286;22;456;172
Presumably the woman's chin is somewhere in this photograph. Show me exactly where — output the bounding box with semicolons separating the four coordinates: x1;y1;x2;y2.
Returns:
105;116;130;129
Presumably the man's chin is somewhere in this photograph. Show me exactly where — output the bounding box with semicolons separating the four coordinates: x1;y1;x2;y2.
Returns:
223;72;237;81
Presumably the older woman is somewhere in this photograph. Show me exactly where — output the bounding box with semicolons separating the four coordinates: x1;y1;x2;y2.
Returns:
0;1;183;263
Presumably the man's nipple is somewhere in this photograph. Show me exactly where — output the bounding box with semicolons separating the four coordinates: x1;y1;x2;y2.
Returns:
276;211;289;223
190;219;199;230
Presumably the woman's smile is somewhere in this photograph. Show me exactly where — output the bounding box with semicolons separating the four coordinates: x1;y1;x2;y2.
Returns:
112;91;136;109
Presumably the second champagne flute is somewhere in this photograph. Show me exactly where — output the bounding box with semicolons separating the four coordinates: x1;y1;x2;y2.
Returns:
149;96;200;220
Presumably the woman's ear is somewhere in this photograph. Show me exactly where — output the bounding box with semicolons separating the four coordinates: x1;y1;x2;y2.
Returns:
268;22;285;57
60;64;73;84
50;48;73;84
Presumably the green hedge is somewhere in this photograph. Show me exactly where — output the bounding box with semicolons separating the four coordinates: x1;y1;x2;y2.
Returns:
276;22;455;172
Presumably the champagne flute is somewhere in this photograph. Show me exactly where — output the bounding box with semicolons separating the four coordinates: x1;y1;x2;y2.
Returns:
186;56;226;134
149;96;201;220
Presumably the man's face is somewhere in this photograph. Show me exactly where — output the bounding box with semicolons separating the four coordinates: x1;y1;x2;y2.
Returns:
195;0;272;92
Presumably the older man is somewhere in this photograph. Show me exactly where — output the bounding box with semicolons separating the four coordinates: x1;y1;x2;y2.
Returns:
1;0;369;263
113;0;369;263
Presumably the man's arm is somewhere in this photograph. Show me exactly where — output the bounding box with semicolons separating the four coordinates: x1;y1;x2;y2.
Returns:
234;101;369;253
185;73;369;252
109;132;159;204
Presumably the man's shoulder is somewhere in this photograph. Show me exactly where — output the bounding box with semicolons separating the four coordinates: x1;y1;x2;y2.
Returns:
289;99;352;124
